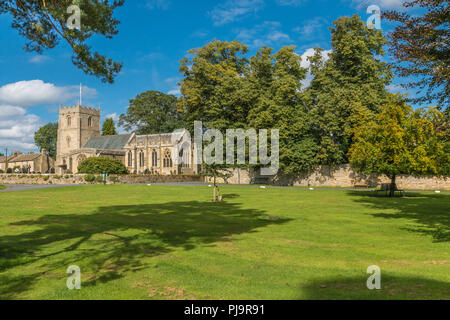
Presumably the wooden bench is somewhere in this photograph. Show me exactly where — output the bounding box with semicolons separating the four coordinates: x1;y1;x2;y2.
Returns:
251;177;270;185
353;183;369;189
374;183;405;197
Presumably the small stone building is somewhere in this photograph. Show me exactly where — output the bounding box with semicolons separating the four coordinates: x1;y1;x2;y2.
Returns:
0;149;55;173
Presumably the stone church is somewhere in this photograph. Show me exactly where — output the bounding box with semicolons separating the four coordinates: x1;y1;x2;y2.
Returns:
56;105;197;175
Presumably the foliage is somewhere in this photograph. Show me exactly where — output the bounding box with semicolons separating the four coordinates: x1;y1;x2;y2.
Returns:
349;94;447;195
119;91;182;134
305;15;392;165
84;174;95;182
78;157;128;174
384;0;449;107
178;40;251;132
34;122;58;158
0;0;124;83
108;175;119;183
102;118;117;136
95;175;104;183
247;46;314;174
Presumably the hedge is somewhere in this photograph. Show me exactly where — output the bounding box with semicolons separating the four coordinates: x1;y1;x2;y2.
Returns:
78;157;128;175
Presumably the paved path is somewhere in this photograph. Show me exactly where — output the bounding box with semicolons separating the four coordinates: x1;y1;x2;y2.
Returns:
0;184;81;192
128;182;450;193
1;182;448;194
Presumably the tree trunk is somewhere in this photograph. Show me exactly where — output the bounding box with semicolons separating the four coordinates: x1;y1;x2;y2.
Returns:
213;174;217;202
389;174;396;198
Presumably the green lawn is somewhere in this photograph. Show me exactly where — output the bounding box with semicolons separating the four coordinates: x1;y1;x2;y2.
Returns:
0;185;6;190
0;185;448;300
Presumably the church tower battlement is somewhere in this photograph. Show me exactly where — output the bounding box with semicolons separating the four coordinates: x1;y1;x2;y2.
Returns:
56;105;101;171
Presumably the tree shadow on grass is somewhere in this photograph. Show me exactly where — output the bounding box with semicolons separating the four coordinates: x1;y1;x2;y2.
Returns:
0;200;290;298
299;274;450;300
346;191;450;243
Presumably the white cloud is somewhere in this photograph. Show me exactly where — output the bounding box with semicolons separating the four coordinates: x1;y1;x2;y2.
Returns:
168;89;181;96
276;0;305;6
299;48;332;88
29;55;52;64
105;113;120;122
146;0;171;10
0;105;42;151
210;0;264;26
348;0;407;9
0;80;97;107
293;17;328;39
236;21;291;48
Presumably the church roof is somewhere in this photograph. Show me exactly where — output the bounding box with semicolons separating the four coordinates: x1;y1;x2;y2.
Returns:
83;134;133;150
1;154;40;162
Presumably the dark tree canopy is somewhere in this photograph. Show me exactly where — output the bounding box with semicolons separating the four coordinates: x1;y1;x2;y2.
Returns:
305;15;392;165
384;0;449;107
102;117;117;136
34;122;58;158
119;90;183;135
0;0;124;83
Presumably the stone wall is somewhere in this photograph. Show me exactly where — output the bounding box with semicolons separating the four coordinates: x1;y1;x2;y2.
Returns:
205;165;450;190
0;174;202;185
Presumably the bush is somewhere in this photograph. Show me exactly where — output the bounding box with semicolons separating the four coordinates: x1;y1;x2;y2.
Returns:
0;169;3;173
85;174;95;183
95;176;104;183
78;157;128;175
6;168;12;174
43;176;50;181
108;176;119;184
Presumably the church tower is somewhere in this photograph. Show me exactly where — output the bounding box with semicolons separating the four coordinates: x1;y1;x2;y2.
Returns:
56;105;101;173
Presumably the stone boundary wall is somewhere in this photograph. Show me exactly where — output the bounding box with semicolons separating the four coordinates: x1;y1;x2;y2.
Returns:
0;174;202;185
206;165;450;190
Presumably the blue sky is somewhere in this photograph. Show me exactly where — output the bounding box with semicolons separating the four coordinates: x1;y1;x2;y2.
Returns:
0;0;413;152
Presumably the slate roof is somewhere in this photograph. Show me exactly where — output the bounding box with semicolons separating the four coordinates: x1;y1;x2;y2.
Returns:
83;134;132;150
2;154;40;162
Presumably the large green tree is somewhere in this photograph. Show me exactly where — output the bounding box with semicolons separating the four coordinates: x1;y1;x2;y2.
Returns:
34;122;58;158
0;0;124;83
349;94;447;197
102;117;117;136
247;46;315;174
178;40;251;132
119;91;182;134
305;15;392;165
384;0;449;107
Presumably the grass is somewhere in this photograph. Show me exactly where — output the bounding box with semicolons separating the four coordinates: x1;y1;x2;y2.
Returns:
0;185;6;190
0;185;448;300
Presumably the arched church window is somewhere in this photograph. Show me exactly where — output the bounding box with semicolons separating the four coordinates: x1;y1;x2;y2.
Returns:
152;150;158;167
163;150;173;168
66;136;71;148
128;152;132;167
67;116;71;126
88;117;92;127
139;151;145;167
